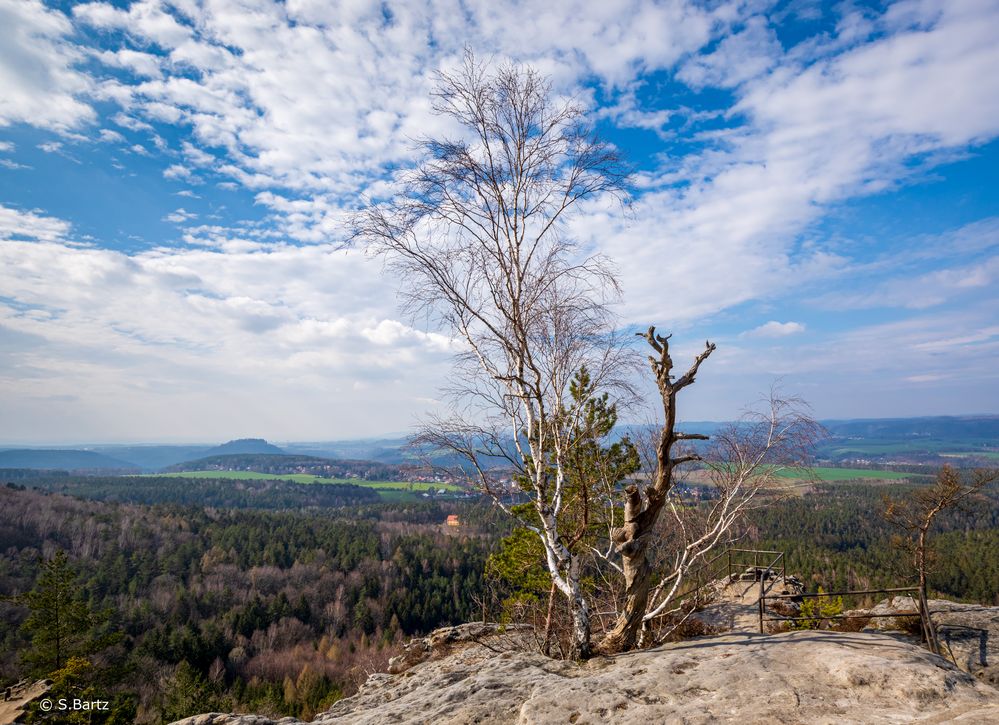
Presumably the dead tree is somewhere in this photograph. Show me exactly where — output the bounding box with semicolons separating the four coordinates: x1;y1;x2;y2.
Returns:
598;329;820;652
639;391;821;645
597;327;714;652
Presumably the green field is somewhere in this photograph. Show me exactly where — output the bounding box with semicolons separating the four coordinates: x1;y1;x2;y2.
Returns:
941;451;999;460
148;470;464;493
819;438;999;457
776;466;910;481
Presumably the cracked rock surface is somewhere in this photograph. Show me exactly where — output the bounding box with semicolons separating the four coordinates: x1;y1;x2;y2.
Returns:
172;628;999;725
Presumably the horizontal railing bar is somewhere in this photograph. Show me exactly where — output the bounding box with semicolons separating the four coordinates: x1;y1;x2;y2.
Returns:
702;549;730;566
764;587;918;600
729;548;783;555
762;612;920;622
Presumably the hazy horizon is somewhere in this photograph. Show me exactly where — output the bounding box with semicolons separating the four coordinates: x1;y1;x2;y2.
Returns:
3;1;998;442
2;412;999;449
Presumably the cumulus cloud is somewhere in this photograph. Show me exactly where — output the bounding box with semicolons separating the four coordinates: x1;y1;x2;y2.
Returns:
65;0;730;199
0;0;94;131
163;163;192;180
592;0;999;324
162;208;197;224
743;321;806;339
0;204;71;243
3;0;999;436
0;231;456;440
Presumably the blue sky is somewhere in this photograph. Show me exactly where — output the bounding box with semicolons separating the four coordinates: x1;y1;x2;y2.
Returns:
1;0;997;443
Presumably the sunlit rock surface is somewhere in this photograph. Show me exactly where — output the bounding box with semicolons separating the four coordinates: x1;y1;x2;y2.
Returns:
172;625;999;724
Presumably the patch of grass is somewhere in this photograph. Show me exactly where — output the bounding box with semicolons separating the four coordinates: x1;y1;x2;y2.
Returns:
775;467;909;482
146;470;464;491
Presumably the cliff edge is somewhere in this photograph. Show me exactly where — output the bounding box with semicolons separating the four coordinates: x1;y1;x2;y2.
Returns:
173;624;999;724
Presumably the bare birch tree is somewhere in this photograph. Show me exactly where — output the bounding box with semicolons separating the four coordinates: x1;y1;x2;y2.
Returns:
352;52;630;659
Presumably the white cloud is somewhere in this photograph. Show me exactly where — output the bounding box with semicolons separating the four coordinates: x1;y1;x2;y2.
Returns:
3;0;999;436
816;256;999;311
677;15;781;89
594;0;999;324
0;231;455;440
0;204;72;243
0;141;13;152
163;163;192;180
98;128;125;143
0;0;94;131
162;208;197;224
73;1;192;50
95;47;164;78
743;321;806;339
68;0;729;200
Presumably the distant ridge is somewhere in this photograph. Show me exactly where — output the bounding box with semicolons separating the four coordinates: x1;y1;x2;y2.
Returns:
164;453;324;472
0;449;138;472
163;452;413;480
201;438;285;456
821;415;999;438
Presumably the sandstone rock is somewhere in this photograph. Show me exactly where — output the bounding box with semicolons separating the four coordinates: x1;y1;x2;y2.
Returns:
0;679;51;725
172;597;999;725
171;714;306;725
304;630;998;724
928;601;999;687
387;622;532;674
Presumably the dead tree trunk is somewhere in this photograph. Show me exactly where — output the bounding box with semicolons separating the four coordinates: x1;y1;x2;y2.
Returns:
599;327;714;653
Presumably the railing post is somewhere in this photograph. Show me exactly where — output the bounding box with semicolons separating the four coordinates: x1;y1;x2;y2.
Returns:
759;577;765;633
754;550;758;578
727;549;732;581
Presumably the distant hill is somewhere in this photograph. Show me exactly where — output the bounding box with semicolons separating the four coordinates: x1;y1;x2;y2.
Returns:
821;415;999;440
165;453;325;472
202;438;285;457
88;440;286;471
164;452;413;480
0;449;138;472
89;445;212;472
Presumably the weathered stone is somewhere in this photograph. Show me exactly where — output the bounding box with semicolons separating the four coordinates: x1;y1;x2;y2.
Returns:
172;592;999;725
305;630;999;724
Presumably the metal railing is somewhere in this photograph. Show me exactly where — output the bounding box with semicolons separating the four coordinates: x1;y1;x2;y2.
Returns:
649;547;941;656
727;548;785;586
663;548;787;608
758;584;940;654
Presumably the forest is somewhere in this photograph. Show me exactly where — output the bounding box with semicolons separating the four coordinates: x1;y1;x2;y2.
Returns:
1;467;997;723
747;482;999;605
16;474;381;509
0;483;498;723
